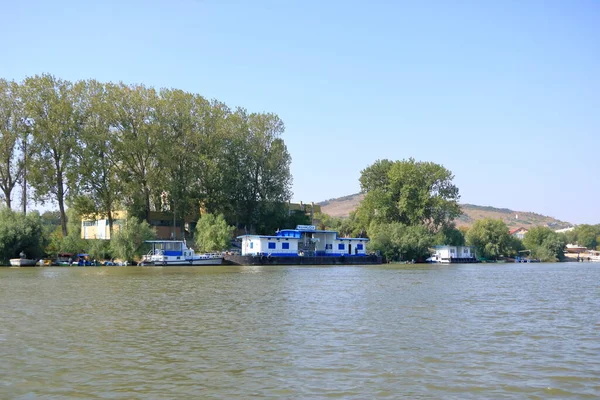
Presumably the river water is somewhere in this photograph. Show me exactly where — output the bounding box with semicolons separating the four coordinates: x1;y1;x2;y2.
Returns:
1;263;598;399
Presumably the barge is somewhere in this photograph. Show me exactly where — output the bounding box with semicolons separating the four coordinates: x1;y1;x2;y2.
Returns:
225;225;382;266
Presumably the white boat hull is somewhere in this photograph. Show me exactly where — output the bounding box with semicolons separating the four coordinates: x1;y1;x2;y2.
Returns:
145;257;223;266
9;258;38;267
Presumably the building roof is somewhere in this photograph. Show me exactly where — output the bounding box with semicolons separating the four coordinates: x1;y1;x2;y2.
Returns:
509;227;528;235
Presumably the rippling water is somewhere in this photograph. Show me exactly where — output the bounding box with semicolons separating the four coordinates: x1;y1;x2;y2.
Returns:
1;263;599;399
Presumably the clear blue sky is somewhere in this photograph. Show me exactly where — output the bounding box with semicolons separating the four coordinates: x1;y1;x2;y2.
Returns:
2;0;599;224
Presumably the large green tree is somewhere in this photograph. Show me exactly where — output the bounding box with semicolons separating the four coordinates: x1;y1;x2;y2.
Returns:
0;209;44;263
21;74;82;236
155;89;205;234
523;226;566;262
357;158;461;232
194;213;235;252
109;83;162;222
109;217;156;262
72;79;122;235
0;79;27;210
465;218;512;260
367;222;434;262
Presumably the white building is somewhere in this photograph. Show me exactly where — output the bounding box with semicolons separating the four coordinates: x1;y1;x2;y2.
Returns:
427;245;477;263
238;225;369;257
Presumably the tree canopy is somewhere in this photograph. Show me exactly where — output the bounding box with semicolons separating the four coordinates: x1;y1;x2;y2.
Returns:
194;213;235;252
465;218;512;260
523;226;567;262
2;75;294;237
356;158;461;232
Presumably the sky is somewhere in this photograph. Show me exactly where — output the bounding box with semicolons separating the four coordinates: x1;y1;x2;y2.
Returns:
1;0;599;224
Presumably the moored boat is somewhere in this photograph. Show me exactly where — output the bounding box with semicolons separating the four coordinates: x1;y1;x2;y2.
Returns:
139;240;223;266
225;225;381;265
9;258;38;267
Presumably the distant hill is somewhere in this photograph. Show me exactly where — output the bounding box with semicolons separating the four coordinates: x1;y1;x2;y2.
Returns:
318;193;572;230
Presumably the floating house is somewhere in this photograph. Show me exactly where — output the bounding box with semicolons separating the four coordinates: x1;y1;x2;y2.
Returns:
427;245;477;263
225;225;380;265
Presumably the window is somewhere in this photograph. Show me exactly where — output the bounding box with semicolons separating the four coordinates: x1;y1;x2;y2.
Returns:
268;242;276;249
83;221;96;227
250;242;253;249
326;244;332;250
338;243;345;250
282;243;289;249
357;244;363;250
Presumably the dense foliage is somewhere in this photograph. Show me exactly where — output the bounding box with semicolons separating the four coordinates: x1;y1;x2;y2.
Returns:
194;213;235;252
0;208;44;263
356;158;461;231
109;217;156;262
465;218;513;260
564;224;600;250
0;75;293;238
345;159;462;261
523;226;567;262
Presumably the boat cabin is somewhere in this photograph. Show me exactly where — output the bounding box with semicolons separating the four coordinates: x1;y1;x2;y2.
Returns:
238;225;369;257
428;245;476;263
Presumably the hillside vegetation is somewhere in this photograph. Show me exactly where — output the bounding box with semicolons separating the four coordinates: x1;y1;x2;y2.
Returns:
318;193;572;230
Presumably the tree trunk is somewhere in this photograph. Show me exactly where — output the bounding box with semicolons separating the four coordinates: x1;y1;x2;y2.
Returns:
57;174;68;237
22;139;27;215
3;188;11;209
107;209;114;238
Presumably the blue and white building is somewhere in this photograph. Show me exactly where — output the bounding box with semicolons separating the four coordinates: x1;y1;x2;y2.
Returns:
238;225;369;257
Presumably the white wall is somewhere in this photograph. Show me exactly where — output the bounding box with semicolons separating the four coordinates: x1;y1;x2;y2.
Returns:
241;236;298;256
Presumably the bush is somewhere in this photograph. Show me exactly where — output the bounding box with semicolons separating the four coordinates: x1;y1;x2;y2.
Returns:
0;209;44;263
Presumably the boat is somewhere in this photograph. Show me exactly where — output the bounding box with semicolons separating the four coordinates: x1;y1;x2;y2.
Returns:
566;244;588;253
426;245;478;263
55;252;74;266
578;250;600;262
139;240;223;266
9;258;38;267
225;225;382;265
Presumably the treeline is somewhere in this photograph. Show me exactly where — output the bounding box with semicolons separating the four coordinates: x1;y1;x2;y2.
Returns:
315;158;465;261
315;158;589;263
0;74;294;238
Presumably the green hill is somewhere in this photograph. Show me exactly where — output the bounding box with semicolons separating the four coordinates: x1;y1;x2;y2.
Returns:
318;193;572;230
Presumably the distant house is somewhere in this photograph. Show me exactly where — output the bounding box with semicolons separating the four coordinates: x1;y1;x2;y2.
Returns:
81;211;198;240
509;227;528;240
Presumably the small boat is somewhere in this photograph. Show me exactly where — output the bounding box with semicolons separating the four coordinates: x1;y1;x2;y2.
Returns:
139;240;223;266
566;244;588;253
579;250;600;262
9;258;38;267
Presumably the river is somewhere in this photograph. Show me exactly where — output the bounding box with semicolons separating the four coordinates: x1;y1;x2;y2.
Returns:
1;263;598;399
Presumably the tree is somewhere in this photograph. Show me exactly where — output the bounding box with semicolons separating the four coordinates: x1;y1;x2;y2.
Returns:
155;89;203;236
74;79;122;235
45;207;89;256
195;213;235;252
465;218;512;260
0;209;44;263
356;158;461;232
434;225;465;246
0;79;27;210
367;222;434;262
568;224;600;250
109;83;162;222
109;217;156;262
523;226;566;262
21;74;82;236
